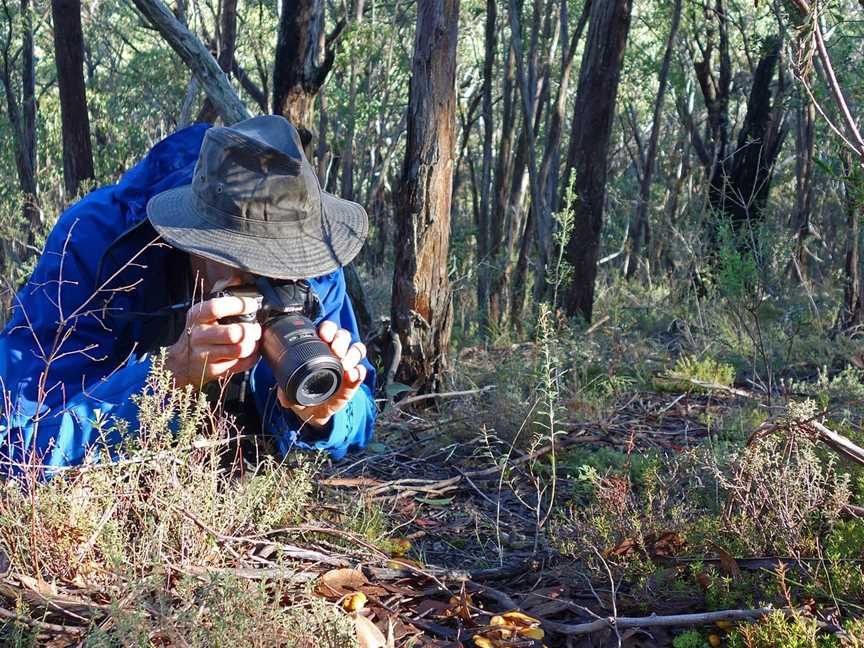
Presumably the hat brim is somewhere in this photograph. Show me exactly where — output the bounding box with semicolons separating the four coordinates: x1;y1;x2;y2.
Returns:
146;185;368;280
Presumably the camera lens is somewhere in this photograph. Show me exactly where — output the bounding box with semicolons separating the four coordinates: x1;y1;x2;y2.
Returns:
259;314;344;407
298;370;339;403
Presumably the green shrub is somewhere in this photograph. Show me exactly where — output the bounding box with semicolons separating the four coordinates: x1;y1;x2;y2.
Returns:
657;354;736;393
727;611;839;648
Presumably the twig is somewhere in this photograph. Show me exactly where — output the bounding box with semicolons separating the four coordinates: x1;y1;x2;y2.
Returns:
0;604;85;635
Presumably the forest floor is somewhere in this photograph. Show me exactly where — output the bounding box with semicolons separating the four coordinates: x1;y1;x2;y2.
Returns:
2;287;864;647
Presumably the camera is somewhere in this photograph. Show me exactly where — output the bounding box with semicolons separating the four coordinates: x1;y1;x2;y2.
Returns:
216;277;343;407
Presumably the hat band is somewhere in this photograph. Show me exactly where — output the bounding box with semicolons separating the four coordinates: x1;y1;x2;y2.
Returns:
192;193;310;238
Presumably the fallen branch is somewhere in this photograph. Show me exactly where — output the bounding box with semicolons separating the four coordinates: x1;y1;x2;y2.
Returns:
396;385;496;408
661;375;757;399
810;420;864;467
542;607;799;636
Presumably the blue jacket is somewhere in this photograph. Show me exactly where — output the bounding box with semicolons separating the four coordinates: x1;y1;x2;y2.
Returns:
0;124;376;475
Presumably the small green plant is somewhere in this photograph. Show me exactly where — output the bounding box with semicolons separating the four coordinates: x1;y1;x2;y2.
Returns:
673;629;709;648
727;610;838;648
657;354;736;392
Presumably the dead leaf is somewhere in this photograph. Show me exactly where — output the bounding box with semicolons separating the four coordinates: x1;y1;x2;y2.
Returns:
316;568;368;598
646;531;685;558
355;613;388;648
605;537;638;558
710;543;742;581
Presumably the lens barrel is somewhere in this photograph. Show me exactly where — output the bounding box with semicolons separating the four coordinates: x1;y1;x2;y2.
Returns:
259;314;343;407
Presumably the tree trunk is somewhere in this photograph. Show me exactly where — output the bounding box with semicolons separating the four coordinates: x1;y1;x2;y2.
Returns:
623;0;681;279
487;28;518;326
272;0;344;147
840;154;863;329
0;0;41;260
390;0;458;393
717;37;786;234
52;0;95;198
561;0;633;323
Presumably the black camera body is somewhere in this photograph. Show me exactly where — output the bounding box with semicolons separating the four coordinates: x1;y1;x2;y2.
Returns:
216;277;343;407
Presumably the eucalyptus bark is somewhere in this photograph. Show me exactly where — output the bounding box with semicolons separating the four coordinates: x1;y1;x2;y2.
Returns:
561;0;633;323
792;97;815;280
340;0;366;202
487;37;517;325
391;0;458;393
52;0;95;197
840;154;863;328
688;2;786;247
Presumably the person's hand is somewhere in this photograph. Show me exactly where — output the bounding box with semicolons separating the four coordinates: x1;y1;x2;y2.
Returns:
277;320;367;428
165;295;262;388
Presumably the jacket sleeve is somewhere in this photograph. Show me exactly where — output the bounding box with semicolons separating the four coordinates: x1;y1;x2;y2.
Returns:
0;192;154;474
249;270;377;460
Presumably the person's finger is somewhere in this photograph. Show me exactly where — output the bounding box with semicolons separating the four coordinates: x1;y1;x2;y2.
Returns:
330;329;352;358
224;353;259;376
194;342;246;362
187;296;258;324
192;322;261;346
318;320;339;344
344;363;367;386
340;342;366;372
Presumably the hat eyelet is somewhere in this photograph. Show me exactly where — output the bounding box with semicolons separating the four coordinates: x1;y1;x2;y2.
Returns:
216;183;224;194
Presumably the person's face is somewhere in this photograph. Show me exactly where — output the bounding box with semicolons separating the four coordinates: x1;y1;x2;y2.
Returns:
188;254;255;294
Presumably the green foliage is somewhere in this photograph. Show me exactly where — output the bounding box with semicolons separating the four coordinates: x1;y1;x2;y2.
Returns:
673;629;710;648
727;611;839;648
0;355;333;645
658;354;736;392
791;366;864;412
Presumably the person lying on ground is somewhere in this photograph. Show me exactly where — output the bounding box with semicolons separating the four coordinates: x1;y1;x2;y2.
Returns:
0;115;376;475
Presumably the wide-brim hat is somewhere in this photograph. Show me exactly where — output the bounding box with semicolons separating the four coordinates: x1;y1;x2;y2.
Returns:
147;115;368;279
